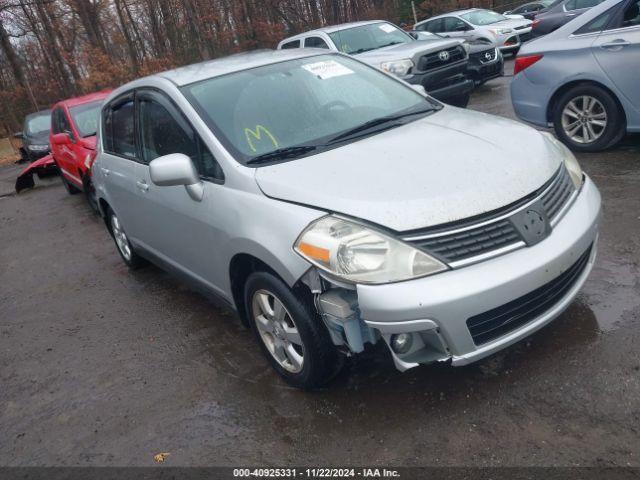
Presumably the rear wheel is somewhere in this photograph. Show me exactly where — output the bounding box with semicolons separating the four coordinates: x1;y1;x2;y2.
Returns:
244;271;343;389
107;208;146;269
553;84;625;152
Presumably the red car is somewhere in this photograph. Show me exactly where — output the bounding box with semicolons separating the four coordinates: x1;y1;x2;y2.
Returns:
49;90;111;210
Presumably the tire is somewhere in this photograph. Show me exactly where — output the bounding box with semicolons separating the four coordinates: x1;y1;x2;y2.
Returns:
446;91;470;108
244;271;343;389
553;83;625;152
61;174;81;195
82;175;100;214
106;208;146;269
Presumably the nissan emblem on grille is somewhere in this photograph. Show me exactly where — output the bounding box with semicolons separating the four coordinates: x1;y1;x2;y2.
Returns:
510;204;551;246
439;50;450;61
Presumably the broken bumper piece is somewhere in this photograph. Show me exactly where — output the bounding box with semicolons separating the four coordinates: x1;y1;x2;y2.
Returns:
15;154;57;193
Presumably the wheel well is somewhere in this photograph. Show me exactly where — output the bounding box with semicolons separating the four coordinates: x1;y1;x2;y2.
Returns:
229;253;311;327
547;80;626;125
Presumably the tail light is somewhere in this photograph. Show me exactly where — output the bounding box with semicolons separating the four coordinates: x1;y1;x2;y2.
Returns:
514;54;543;75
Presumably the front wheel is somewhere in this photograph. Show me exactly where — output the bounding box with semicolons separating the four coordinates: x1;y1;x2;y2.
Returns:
244;271;343;389
553;84;625;152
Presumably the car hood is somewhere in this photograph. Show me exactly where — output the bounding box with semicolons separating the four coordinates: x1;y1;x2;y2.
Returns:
355;38;463;65
487;18;533;29
254;108;561;232
24;131;50;146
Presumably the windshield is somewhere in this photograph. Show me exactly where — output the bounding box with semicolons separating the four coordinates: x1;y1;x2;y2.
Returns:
25;112;51;135
328;23;412;54
70;101;103;137
182;55;435;165
461;10;508;25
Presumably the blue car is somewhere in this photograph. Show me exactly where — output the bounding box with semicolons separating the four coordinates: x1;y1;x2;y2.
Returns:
511;0;639;151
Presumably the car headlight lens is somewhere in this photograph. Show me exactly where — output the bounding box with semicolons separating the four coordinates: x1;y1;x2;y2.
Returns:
542;132;583;188
489;28;512;35
28;144;49;151
380;59;414;77
294;216;447;284
461;42;471;54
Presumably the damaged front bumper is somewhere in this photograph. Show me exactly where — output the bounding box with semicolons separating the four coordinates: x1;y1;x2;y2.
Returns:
313;176;601;372
15;154;57;193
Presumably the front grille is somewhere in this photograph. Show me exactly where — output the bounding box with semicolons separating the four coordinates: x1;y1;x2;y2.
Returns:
466;245;592;345
505;35;519;45
541;166;574;221
519;31;533;42
418;46;465;71
404;167;576;265
470;48;497;64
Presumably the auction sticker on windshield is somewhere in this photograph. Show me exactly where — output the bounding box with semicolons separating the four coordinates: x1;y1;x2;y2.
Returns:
302;60;354;80
379;23;396;33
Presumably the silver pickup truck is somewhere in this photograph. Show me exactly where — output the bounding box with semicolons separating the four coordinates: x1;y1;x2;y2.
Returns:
277;20;475;107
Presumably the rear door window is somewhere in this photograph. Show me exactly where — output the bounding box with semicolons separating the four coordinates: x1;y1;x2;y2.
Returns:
280;39;301;49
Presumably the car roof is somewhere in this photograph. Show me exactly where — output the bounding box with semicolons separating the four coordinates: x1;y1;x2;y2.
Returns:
429;8;479;19
26;109;51;118
153;49;330;86
58;90;112;108
286;20;387;37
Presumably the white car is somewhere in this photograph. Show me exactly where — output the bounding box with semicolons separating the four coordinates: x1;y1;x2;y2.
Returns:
414;8;533;55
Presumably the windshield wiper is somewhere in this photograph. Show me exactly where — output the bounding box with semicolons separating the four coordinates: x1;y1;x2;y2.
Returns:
326;107;437;144
246;145;318;165
378;41;404;48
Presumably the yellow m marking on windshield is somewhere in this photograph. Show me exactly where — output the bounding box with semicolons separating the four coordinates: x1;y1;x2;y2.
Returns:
245;125;279;152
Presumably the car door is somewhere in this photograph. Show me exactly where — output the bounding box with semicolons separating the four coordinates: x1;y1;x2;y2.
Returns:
99;94;144;241
592;0;640;109
133;89;228;294
442;16;475;40
52;107;80;185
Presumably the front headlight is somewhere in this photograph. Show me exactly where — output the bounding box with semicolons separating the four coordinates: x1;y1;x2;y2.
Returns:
461;42;471;54
28;144;49;152
294;216;447;284
380;59;414;77
489;28;513;36
542;132;583;188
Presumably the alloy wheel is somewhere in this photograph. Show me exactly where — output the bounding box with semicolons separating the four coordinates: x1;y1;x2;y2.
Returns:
251;289;305;373
561;95;607;145
110;214;132;261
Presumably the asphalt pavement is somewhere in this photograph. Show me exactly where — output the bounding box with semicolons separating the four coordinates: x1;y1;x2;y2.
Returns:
1;60;639;467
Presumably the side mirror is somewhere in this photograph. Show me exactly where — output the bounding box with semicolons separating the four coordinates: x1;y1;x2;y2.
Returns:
51;132;70;145
504;10;512;14
409;31;419;39
14;132;24;139
411;84;427;95
456;25;469;32
149;153;204;201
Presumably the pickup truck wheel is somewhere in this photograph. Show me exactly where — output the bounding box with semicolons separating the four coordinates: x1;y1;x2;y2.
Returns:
245;271;343;389
61;174;81;195
447;91;470;108
107;209;146;269
553;84;624;152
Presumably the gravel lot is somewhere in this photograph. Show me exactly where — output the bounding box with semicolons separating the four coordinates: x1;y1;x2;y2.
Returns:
1;60;639;467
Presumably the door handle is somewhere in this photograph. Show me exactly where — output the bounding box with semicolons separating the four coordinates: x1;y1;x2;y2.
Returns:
600;39;630;49
136;180;149;192
100;167;110;176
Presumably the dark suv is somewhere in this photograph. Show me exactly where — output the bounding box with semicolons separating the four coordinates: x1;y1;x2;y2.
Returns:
532;0;606;36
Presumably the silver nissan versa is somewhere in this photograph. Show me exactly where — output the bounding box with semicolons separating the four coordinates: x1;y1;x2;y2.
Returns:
92;49;601;389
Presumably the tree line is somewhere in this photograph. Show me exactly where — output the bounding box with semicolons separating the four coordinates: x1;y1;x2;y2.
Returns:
0;0;512;135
